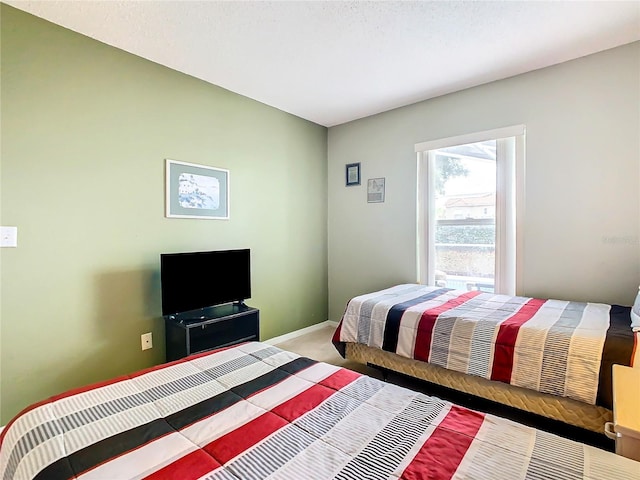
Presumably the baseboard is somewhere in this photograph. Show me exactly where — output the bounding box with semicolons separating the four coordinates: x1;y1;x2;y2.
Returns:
264;320;338;346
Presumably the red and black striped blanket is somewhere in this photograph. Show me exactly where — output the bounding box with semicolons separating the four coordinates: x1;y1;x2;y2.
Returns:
333;284;639;409
1;341;638;480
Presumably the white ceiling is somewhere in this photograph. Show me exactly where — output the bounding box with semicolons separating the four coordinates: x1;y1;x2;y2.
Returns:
5;1;640;127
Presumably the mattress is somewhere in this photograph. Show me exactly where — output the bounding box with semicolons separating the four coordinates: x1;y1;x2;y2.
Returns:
2;342;639;480
345;342;613;433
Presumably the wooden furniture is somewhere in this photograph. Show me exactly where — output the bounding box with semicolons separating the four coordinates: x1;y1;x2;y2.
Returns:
605;364;640;461
164;303;259;361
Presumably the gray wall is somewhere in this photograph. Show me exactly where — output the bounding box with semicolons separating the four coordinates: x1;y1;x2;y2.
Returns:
328;42;640;321
1;5;327;424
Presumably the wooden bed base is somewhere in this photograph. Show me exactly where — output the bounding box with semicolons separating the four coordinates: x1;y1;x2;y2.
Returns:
345;342;613;435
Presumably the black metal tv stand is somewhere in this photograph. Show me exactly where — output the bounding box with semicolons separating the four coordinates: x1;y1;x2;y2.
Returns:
164;303;259;361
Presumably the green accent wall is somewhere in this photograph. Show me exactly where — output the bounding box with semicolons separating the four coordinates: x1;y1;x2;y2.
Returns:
0;5;328;424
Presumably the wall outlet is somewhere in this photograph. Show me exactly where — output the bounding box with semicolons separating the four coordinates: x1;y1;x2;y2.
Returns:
141;332;153;350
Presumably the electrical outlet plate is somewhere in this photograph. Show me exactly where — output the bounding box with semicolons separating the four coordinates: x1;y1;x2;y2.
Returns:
141;332;153;350
0;226;17;247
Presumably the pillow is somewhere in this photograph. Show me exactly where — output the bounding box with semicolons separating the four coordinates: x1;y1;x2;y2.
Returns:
631;286;640;331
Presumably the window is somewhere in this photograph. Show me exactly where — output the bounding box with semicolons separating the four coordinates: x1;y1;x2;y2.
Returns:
415;126;525;295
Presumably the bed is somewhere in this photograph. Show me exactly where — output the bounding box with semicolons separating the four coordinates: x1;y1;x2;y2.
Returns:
2;341;639;480
332;284;640;434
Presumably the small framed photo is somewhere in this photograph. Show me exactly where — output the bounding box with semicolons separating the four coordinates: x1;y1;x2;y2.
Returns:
345;162;361;186
367;177;385;203
165;159;229;219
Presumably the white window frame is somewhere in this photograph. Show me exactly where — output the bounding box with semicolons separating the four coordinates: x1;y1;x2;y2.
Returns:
415;125;526;295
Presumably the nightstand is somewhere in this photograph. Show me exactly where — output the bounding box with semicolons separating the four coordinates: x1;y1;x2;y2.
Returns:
604;364;640;461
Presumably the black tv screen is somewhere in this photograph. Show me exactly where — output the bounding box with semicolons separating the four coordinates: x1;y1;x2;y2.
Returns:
161;249;251;316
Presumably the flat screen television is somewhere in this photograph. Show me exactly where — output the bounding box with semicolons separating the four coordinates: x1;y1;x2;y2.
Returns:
161;249;251;317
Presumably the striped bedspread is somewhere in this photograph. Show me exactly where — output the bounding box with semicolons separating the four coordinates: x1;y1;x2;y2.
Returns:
1;342;638;480
333;284;638;408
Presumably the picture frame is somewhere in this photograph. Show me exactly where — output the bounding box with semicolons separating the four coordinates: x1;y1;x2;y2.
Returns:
345;162;361;186
367;177;385;203
165;159;229;219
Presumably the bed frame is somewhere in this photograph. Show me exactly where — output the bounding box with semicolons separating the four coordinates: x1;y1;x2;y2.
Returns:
345;342;613;434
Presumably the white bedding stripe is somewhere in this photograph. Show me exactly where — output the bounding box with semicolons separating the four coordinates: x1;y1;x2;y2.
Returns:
319;402;396;457
469;319;499;378
511;322;548;393
454;421;532;480
396;307;423;358
260;350;304;369
447;318;476;373
293;361;342;384
78;432;200;480
182;400;266;448
247;375;318;412
261;438;351;480
564;304;610;404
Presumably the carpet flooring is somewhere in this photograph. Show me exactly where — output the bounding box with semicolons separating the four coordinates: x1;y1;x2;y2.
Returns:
271;324;382;379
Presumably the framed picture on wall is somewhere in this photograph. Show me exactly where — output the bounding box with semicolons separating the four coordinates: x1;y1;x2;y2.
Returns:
165;159;229;219
367;177;385;203
346;162;361;186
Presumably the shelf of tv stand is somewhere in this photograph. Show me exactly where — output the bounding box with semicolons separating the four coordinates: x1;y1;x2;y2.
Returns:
164;303;259;361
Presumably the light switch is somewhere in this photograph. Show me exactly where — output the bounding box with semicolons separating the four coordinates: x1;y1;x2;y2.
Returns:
0;226;17;247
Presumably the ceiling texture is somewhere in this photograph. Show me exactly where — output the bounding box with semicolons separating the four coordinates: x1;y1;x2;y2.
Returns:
5;1;640;127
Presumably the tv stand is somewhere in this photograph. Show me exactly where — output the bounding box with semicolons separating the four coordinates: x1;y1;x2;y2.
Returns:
164;304;259;361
